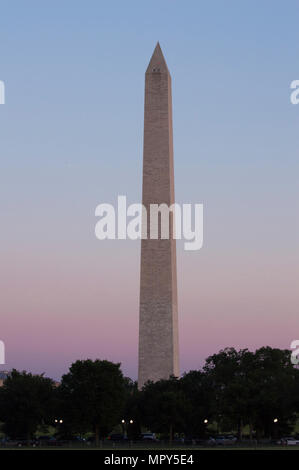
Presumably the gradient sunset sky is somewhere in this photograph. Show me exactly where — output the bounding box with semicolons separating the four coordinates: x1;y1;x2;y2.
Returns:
0;1;298;380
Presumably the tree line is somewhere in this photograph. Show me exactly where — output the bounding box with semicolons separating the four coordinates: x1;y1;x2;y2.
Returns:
0;346;298;443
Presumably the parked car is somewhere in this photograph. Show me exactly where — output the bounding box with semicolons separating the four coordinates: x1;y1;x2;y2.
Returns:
183;436;215;446
173;436;184;443
141;433;158;441
63;436;86;443
277;437;299;446
4;438;39;447
206;437;216;446
215;435;237;445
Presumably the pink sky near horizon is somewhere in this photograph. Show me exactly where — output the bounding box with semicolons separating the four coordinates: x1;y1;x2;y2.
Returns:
1;234;297;381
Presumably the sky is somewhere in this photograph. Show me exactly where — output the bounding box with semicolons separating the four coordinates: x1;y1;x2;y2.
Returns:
0;0;298;380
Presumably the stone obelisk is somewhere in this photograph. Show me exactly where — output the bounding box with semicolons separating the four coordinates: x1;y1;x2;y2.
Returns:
138;43;179;388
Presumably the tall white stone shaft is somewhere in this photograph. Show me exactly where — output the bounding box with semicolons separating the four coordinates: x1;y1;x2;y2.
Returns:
138;43;179;388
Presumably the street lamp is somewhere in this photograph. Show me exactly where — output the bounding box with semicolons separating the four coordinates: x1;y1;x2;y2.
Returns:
273;418;279;440
204;419;208;424
121;419;134;438
54;418;63;425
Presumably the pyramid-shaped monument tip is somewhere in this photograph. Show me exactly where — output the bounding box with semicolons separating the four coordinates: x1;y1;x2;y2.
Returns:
146;42;169;74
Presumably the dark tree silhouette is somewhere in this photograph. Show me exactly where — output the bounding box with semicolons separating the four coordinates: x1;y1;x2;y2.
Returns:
58;359;126;444
0;370;55;439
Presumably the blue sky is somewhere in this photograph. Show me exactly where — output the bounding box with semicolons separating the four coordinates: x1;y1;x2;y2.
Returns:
0;1;298;380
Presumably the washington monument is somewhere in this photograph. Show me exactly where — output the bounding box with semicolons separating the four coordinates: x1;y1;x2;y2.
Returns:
138;43;179;388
